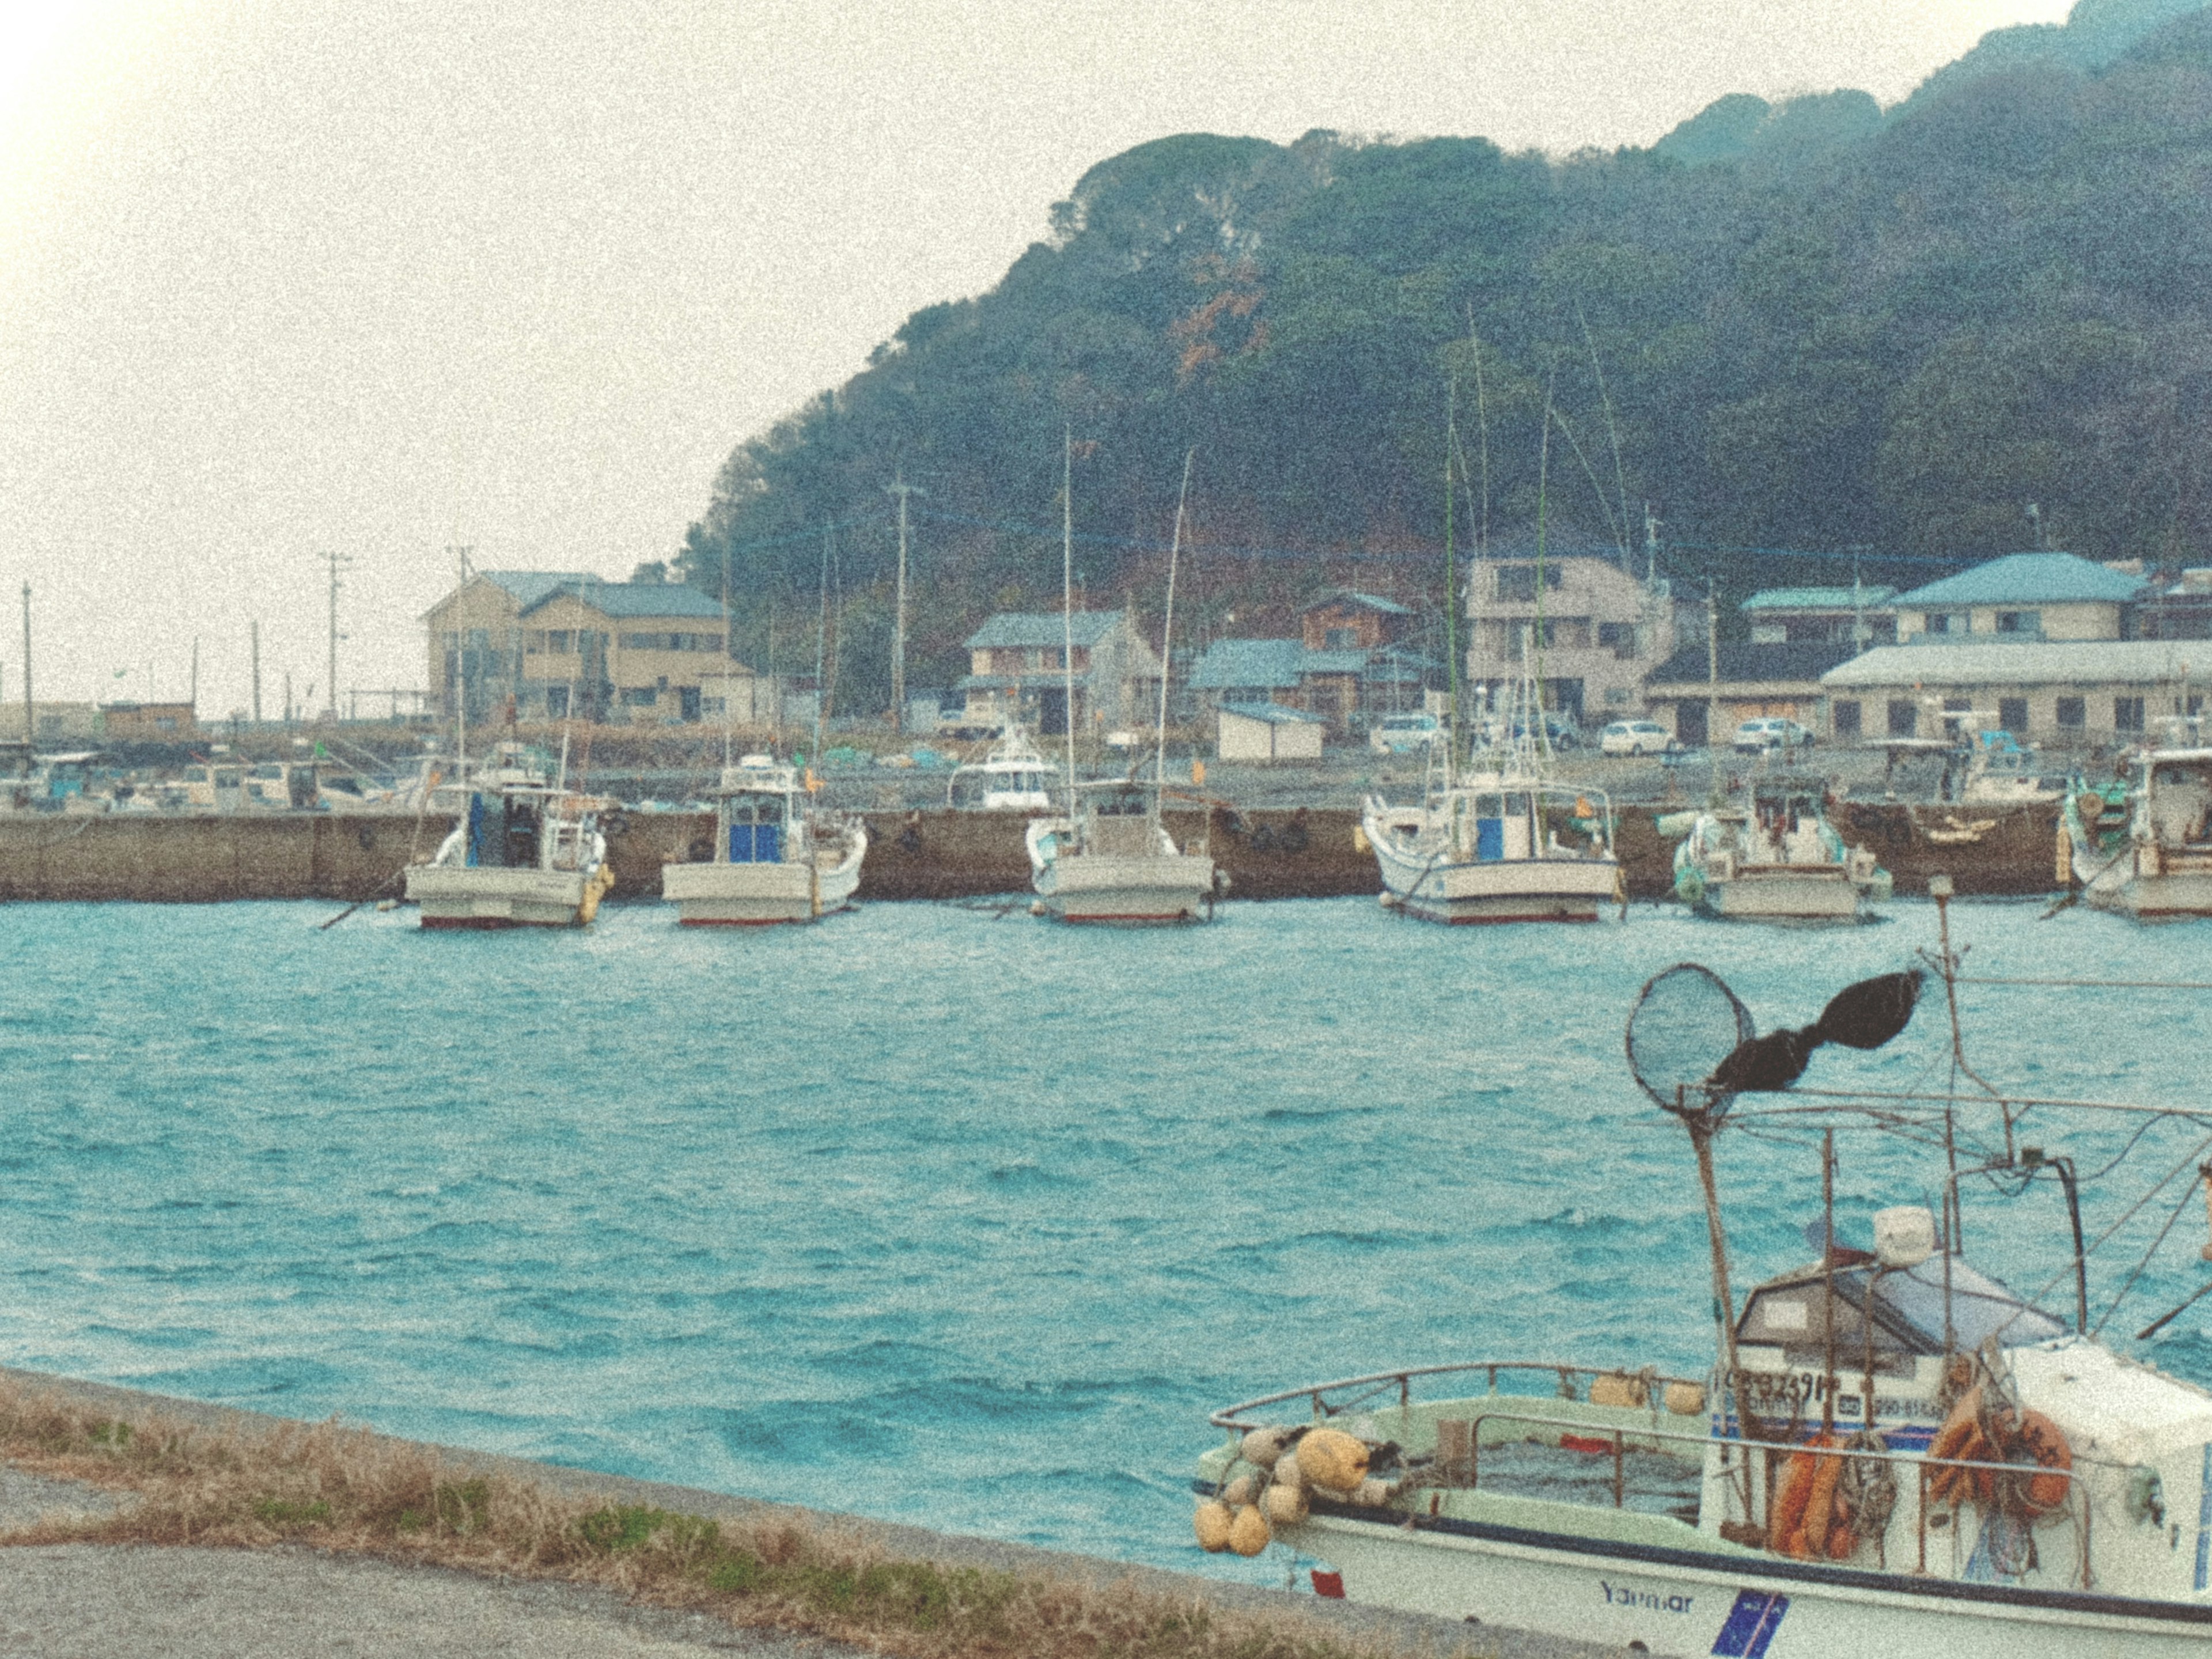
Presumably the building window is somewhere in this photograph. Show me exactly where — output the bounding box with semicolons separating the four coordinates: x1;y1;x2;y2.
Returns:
1494;565;1562;603
1324;627;1357;649
1995;611;2040;635
2116;696;2145;733
1924;613;1950;635
620;686;658;707
2056;695;2085;729
1597;622;1635;659
1887;700;1918;737
1999;697;2029;733
1833;700;1862;739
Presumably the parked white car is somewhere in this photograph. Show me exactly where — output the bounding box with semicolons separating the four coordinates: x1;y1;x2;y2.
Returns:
1599;719;1675;756
1732;717;1813;754
1368;713;1442;755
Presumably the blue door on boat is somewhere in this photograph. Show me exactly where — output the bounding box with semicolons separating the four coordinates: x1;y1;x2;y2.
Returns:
729;823;782;863
1475;817;1504;861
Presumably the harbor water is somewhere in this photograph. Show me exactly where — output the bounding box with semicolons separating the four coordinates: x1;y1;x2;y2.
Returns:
4;896;2211;1580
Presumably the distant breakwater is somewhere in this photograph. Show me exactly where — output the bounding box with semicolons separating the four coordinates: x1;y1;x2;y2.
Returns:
0;801;2062;905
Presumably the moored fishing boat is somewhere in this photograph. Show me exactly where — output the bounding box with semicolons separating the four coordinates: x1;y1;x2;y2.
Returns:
1673;774;1889;922
662;756;866;925
1361;749;1619;925
1187;910;2212;1654
404;743;613;929
946;725;1056;813
2063;745;2212;918
1025;778;1215;924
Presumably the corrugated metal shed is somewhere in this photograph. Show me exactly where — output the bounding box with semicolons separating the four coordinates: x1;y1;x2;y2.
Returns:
520;580;725;619
1823;639;2206;687
1190;639;1305;690
1743;586;1897;611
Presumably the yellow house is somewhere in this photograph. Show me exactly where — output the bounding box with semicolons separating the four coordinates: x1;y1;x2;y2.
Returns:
423;570;755;724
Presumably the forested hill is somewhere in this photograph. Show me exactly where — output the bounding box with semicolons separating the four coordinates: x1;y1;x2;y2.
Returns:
681;0;2212;710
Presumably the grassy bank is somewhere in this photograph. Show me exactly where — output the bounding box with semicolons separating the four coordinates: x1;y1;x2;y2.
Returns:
0;1381;1464;1659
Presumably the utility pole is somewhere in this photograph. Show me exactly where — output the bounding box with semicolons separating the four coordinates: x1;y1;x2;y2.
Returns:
190;636;200;714
251;621;263;724
283;670;293;731
885;471;925;734
321;549;352;724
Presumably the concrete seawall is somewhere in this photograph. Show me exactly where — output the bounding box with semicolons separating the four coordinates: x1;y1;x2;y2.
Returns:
0;800;2063;905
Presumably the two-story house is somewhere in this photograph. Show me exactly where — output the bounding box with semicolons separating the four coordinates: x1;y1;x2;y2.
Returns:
959;611;1159;734
1891;552;2142;644
1743;586;1899;646
424;569;756;724
1464;527;1690;726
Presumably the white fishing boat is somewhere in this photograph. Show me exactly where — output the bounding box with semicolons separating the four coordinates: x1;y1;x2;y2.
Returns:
1361;737;1620;924
1188;905;2212;1655
1673;775;1890;921
2063;745;2212;918
946;725;1056;812
1024;435;1217;926
1025;778;1215;924
662;756;866;925
404;743;614;929
1954;730;2063;806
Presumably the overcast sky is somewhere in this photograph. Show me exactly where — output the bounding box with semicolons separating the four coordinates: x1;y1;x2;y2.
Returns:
0;0;2070;717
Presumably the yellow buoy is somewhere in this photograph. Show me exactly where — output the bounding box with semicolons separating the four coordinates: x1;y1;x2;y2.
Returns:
1221;1475;1257;1507
1297;1428;1368;1493
1352;824;1372;854
1240;1427;1289;1469
1352;1476;1396;1507
1193;1501;1233;1552
1664;1381;1707;1416
1263;1482;1309;1525
1229;1504;1271;1556
1273;1451;1304;1490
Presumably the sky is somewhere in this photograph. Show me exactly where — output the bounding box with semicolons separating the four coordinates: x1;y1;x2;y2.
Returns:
0;0;2072;719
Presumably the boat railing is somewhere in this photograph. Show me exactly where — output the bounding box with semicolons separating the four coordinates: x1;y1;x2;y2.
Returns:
1209;1358;1706;1429
1434;1405;2079;1582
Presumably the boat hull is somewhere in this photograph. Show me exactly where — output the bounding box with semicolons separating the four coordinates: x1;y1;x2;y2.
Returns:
2077;843;2212;918
1366;817;1618;925
1032;852;1215;923
1698;867;1865;922
661;833;866;925
404;863;600;929
1284;1509;2211;1658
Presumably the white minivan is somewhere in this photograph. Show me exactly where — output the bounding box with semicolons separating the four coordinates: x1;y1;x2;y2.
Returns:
1369;713;1442;755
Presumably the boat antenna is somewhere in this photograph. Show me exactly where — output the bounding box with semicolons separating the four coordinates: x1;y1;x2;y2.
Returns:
452;542;471;785
1577;304;1634;577
1706;583;1722;806
1154;449;1195;825
1061;424;1078;819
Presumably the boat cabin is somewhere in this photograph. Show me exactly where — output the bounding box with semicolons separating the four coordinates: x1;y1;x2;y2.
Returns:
946;728;1056;812
2139;748;2212;851
713;757;804;865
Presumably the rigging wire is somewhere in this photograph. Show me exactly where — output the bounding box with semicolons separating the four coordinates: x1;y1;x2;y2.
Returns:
2092;1177;2205;1338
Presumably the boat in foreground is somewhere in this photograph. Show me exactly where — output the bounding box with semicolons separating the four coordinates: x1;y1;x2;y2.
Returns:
1025;778;1215;924
1189;913;2212;1655
2065;745;2212;918
661;756;866;925
1672;775;1890;922
404;744;613;929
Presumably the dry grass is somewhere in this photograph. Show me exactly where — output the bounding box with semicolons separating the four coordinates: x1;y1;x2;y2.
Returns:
0;1381;1470;1659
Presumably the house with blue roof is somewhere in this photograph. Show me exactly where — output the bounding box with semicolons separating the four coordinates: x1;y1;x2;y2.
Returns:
425;567;757;725
1891;552;2143;645
959;610;1159;734
1743;585;1899;647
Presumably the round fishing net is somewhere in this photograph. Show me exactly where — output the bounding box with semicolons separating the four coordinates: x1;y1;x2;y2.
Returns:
1625;962;1755;1119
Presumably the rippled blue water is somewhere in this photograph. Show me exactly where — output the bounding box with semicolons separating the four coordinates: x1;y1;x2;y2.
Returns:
5;896;2212;1578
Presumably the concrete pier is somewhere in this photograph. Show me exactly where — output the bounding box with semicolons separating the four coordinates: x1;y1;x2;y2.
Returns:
0;800;2063;906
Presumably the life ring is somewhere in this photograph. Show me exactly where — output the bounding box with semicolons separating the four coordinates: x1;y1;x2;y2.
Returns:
1803;1442;1852;1558
1770;1433;1835;1557
1927;1387;1986;1506
1990;1407;2074;1517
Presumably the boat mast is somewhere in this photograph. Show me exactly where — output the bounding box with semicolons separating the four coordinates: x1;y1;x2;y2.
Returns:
1444;379;1460;791
1154;449;1195;827
1061;426;1078;819
1706;585;1722;805
721;548;734;772
813;522;830;764
452;543;469;785
556;574;584;794
1535;373;1554;760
